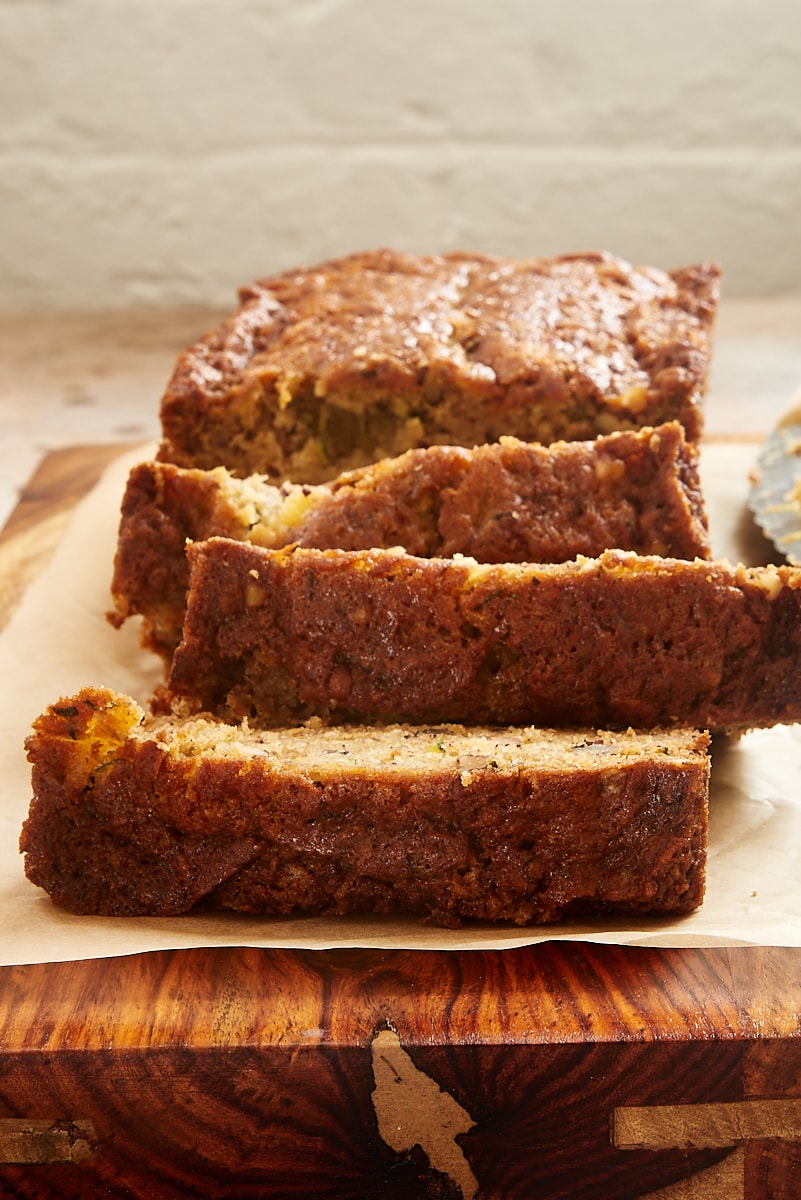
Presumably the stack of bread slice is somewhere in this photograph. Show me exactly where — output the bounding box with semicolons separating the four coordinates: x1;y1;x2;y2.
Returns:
25;247;788;930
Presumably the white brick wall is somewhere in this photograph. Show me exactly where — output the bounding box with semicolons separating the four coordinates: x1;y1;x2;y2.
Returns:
1;0;800;310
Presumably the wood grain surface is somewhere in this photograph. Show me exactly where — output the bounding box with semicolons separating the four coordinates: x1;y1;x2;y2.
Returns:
1;448;800;1199
0;444;131;629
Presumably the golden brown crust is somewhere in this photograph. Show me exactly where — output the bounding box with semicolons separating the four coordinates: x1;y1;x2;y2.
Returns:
21;686;709;924
166;541;801;732
110;422;710;662
157;249;720;482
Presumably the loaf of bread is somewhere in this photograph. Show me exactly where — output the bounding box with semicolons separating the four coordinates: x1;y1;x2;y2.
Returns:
165;541;801;733
110;422;710;662
157;249;720;483
20;686;709;925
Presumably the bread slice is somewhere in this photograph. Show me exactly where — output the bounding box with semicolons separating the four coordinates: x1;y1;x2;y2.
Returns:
157;249;720;483
21;686;709;925
165;541;801;733
109;422;710;662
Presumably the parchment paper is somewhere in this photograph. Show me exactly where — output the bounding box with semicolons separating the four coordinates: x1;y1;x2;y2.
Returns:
1;441;800;965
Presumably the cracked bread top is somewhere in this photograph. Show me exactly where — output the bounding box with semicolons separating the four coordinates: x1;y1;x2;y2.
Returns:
158;249;721;482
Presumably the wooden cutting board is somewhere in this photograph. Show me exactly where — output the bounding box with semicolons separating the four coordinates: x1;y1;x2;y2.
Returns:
0;448;800;1200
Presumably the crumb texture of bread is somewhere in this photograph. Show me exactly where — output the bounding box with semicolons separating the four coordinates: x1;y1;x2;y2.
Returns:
20;686;709;925
156;249;720;482
166;542;801;733
109;421;710;661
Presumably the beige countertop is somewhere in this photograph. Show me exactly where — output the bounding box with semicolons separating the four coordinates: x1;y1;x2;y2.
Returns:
1;298;800;529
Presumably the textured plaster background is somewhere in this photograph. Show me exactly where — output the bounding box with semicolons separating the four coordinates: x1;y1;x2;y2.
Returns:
1;0;800;309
